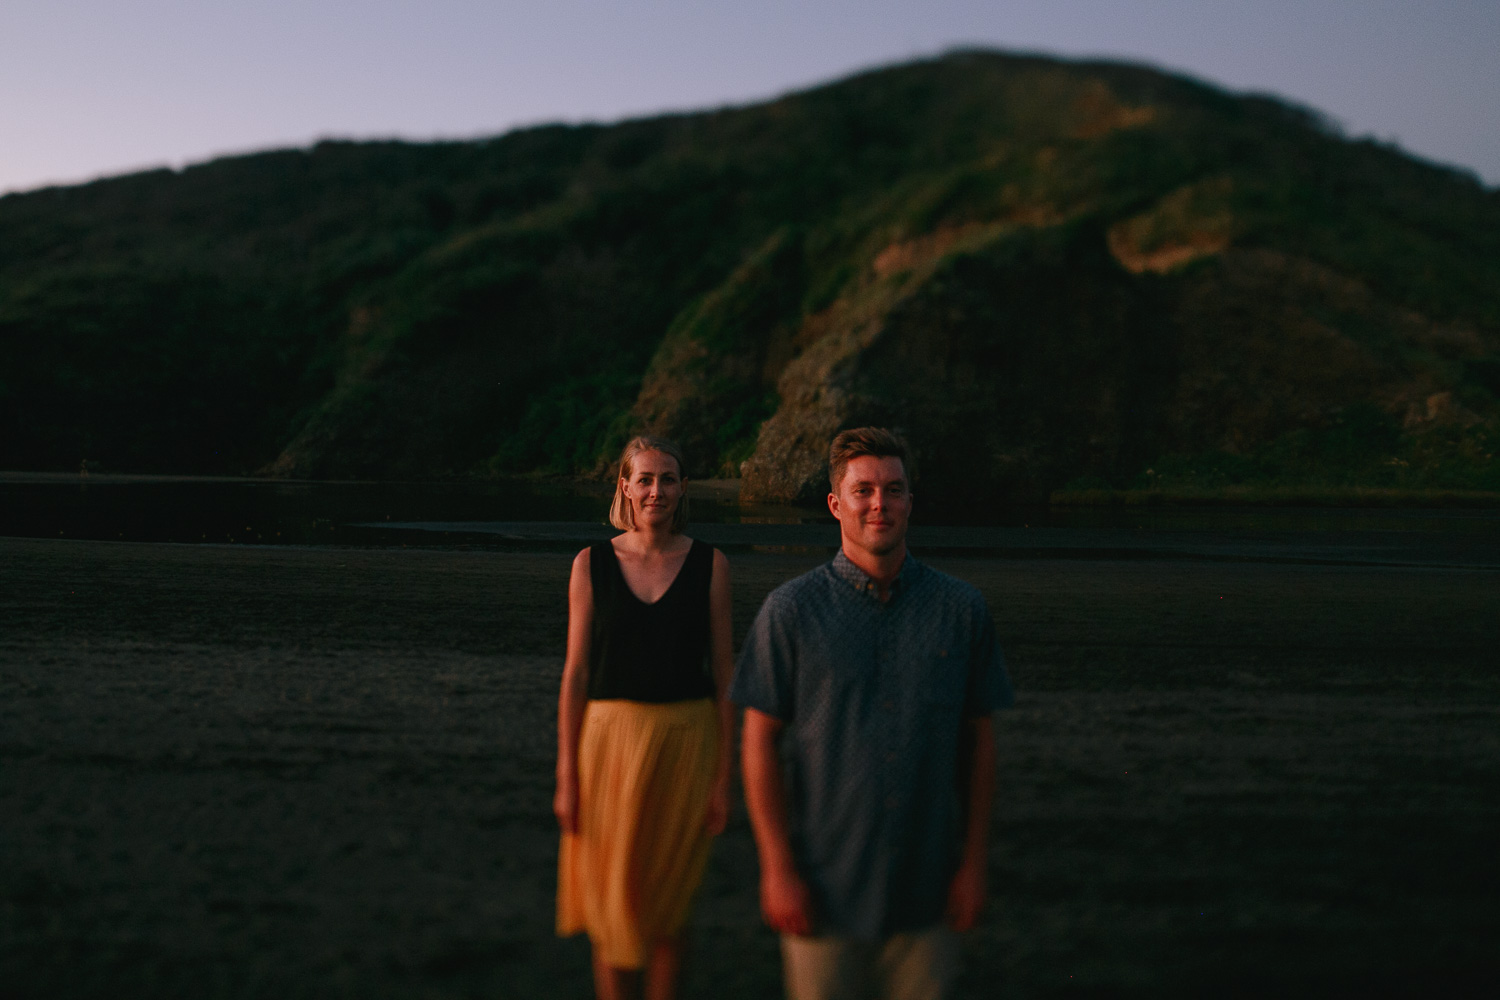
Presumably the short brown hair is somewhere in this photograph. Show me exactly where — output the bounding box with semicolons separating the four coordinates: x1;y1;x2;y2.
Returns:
609;435;690;532
828;427;913;493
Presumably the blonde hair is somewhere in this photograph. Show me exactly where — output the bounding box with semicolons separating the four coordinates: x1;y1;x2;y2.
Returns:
609;435;690;532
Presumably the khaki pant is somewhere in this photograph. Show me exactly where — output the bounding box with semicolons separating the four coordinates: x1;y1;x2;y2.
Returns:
780;925;961;1000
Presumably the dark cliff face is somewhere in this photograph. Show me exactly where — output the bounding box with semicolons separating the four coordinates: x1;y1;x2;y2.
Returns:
740;222;1178;502
3;52;1497;496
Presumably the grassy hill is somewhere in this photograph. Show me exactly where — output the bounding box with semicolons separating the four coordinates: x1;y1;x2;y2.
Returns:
3;51;1497;500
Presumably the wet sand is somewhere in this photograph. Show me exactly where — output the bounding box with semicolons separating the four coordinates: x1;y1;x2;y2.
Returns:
3;535;1498;998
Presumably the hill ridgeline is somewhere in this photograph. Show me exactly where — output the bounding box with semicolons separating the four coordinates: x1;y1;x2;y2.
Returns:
3;51;1498;500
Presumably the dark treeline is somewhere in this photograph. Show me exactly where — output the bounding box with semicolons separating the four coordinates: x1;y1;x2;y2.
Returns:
2;51;1497;498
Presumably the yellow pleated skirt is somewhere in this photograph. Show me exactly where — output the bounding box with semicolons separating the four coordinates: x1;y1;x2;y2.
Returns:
557;697;719;969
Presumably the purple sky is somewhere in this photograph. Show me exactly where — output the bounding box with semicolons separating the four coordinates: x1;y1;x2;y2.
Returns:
4;0;1497;195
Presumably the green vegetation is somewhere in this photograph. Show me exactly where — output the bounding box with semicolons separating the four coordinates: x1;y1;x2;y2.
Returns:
1137;406;1497;491
2;51;1496;500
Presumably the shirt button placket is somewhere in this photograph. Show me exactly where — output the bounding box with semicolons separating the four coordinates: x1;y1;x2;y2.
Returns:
877;599;902;914
878;608;900;816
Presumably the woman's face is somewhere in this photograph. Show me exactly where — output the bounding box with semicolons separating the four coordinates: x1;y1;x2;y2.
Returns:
622;449;683;529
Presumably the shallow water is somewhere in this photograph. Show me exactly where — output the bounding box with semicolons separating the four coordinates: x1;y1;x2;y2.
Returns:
5;473;1499;565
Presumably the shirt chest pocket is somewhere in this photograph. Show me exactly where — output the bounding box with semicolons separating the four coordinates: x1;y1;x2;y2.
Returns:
925;647;969;708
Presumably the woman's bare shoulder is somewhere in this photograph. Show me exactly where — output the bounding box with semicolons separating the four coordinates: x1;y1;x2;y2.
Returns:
709;546;731;589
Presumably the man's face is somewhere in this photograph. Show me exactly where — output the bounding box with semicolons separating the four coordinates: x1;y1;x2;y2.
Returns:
828;454;912;557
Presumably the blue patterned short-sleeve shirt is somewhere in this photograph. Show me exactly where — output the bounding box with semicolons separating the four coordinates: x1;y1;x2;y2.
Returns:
730;549;1013;939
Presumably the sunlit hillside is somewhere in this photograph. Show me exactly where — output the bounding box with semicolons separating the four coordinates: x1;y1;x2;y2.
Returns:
2;50;1497;499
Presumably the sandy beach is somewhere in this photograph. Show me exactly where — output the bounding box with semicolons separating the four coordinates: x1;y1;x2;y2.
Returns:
3;532;1498;998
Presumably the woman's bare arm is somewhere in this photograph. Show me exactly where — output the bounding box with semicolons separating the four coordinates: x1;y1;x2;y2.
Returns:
554;547;593;834
705;548;735;834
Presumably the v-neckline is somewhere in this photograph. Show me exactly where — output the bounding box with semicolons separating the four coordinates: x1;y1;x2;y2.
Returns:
611;538;695;607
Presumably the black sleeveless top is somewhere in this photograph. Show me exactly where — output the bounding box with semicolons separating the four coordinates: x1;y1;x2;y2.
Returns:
587;537;716;703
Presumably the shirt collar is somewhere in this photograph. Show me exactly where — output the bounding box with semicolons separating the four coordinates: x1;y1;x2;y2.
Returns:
831;548;921;601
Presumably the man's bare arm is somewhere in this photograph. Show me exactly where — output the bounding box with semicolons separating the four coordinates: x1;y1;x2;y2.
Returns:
741;707;813;935
946;713;995;930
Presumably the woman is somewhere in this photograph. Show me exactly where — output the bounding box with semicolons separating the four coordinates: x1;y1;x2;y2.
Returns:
555;435;733;1000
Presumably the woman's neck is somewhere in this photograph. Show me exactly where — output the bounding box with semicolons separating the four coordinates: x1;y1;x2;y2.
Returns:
623;523;682;553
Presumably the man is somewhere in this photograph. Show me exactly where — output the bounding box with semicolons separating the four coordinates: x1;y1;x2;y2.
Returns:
731;427;1013;1000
